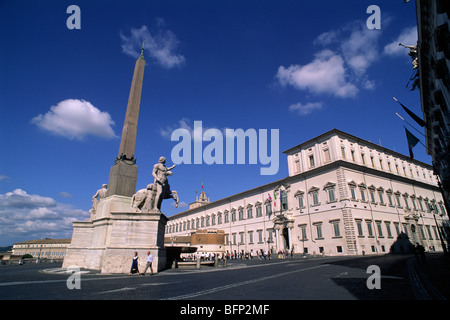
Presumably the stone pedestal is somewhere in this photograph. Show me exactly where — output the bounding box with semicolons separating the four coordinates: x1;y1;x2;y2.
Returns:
106;161;138;198
63;195;168;274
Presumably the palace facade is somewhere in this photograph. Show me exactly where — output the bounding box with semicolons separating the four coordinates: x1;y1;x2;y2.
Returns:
166;129;449;256
12;238;71;260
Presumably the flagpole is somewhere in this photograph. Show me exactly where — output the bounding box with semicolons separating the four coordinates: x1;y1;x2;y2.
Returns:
396;113;425;137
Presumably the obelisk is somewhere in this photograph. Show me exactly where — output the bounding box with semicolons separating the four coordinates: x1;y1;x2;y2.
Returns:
107;42;146;197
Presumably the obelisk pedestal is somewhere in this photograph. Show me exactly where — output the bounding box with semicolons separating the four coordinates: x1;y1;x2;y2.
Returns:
62;196;168;274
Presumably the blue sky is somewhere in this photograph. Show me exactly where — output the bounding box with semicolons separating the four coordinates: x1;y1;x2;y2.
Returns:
0;0;427;246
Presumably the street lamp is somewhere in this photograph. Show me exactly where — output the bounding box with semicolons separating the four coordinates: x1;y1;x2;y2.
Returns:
298;236;305;257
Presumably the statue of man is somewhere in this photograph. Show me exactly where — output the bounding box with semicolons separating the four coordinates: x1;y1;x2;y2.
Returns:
89;184;108;219
399;43;418;69
152;157;176;211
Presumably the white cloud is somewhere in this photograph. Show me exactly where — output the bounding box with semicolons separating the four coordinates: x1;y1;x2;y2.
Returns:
276;21;385;112
340;25;381;75
0;189;56;208
0;175;10;181
276;50;359;98
159;118;194;139
383;26;417;56
59;192;73;198
31;99;117;140
0;189;89;245
159;118;221;142
288;102;323;116
120;20;185;69
314;30;338;46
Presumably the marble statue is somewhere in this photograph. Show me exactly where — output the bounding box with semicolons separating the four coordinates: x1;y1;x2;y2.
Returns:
399;43;418;69
130;184;154;213
152;156;179;211
89;184;108;219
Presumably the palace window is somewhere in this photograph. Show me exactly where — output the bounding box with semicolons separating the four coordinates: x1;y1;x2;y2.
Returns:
238;208;244;220
356;220;364;237
418;197;424;211
331;220;341;237
239;232;245;244
439;202;446;215
376;221;383;237
411;196;417;211
281;190;288;211
265;201;272;216
309;187;320;206
295;191;305;209
248;231;254;244
424;199;431;212
256;204;262;217
267;229;274;243
309;155;315;167
247;206;253;219
294;159;301;172
299;224;308;241
377;188;385;205
394;222;400;237
323;149;331;162
359;184;367;202
324;182;337;203
395;193;402;207
426;225;433;240
348;181;357;201
366;220;374;237
257;230;263;243
368;186;376;204
403;194;410;210
314;223;323;239
217;213;222;225
385;222;393;238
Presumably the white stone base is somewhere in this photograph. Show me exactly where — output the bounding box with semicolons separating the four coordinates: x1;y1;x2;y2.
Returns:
63;195;168;274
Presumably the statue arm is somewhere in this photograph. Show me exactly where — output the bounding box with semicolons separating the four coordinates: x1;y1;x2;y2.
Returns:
167;164;176;170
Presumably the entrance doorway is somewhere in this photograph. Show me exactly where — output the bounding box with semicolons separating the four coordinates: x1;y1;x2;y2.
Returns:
282;228;290;250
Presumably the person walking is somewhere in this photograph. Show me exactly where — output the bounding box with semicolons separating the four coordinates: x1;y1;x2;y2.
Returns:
129;251;139;275
141;251;154;275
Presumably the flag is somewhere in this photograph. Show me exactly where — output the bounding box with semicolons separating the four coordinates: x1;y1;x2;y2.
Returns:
202;181;204;190
268;193;272;201
273;192;276;207
393;97;426;127
404;127;420;159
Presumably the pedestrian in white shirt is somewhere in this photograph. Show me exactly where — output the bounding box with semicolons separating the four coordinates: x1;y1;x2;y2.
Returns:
141;251;154;275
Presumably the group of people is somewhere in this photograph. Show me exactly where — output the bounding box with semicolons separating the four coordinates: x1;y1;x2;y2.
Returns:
129;251;154;276
276;249;295;259
225;249;272;260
